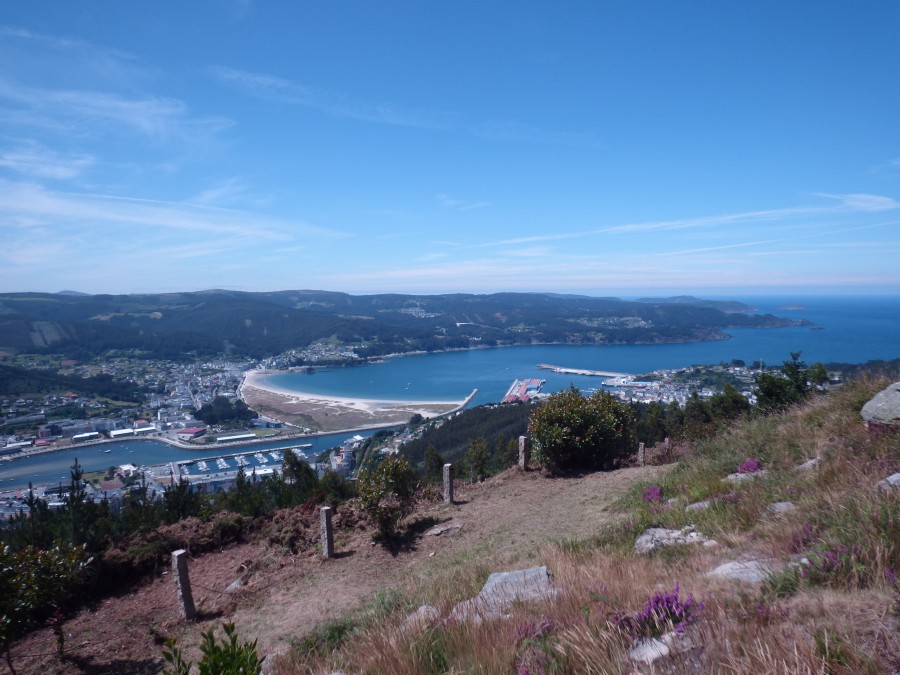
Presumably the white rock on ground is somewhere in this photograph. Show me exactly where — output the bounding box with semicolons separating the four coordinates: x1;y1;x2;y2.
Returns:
877;473;900;491
796;457;820;471
707;560;774;584
403;604;440;633
628;636;670;664
633;525;715;555
628;630;694;665
769;501;796;515
450;566;556;623
861;381;900;426
724;470;768;483
685;500;711;511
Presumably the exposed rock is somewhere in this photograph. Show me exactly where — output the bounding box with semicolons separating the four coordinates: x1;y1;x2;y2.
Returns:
450;566;556;623
685;500;711;511
861;381;900;427
628;630;694;664
225;578;245;593
877;473;900;492
707;559;774;584
796;457;820;471
260;652;286;674
628;636;670;664
404;604;440;633
633;525;714;555
425;522;465;537
724;470;768;483
769;501;796;515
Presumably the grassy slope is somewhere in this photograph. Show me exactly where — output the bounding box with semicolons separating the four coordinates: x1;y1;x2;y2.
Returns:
278;377;900;674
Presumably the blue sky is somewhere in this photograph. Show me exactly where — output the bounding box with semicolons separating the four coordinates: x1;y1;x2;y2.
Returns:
1;1;899;297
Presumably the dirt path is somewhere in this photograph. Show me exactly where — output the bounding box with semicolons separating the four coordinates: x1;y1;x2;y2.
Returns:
6;464;668;674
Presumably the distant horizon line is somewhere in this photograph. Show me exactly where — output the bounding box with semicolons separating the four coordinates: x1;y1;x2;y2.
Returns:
5;287;900;299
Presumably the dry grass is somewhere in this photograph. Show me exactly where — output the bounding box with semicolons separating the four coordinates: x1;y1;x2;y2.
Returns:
271;377;900;674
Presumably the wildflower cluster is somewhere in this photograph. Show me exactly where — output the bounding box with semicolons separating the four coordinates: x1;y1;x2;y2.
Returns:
787;523;816;554
641;485;664;503
616;584;703;639
514;616;560;675
737;457;762;474
802;543;863;587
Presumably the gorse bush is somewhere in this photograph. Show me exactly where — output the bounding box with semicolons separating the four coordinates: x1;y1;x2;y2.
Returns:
357;455;418;541
529;386;637;473
1;544;93;672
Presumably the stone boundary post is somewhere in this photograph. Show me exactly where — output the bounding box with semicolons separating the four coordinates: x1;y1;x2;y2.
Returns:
518;435;530;470
443;463;454;504
172;549;196;620
320;506;334;559
638;442;645;467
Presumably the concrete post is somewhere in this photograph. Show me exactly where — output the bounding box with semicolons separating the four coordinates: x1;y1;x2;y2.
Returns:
638;442;645;467
443;463;454;504
320;506;334;559
172;549;196;620
518;435;530;470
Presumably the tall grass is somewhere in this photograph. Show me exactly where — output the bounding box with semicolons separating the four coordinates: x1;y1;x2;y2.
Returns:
273;377;900;673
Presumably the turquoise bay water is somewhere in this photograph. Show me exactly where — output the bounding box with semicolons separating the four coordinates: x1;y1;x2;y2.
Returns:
3;295;898;491
266;296;900;406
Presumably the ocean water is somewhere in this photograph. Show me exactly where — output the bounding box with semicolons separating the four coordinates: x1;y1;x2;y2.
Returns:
266;295;900;406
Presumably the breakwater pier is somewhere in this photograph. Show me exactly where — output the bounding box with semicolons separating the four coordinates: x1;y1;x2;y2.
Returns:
537;363;632;378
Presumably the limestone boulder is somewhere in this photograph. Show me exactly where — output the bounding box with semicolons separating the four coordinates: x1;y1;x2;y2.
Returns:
633;525;715;555
861;381;900;427
450;566;556;623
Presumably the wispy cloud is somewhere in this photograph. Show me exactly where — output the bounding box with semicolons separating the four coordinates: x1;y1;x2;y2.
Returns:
0;140;94;179
0;179;336;240
0;77;232;141
208;66;598;147
188;178;270;208
815;192;900;212
437;193;490;211
208;66;458;130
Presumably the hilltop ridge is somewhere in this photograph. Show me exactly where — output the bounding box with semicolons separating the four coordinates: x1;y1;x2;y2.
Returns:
8;377;899;673
0;290;805;360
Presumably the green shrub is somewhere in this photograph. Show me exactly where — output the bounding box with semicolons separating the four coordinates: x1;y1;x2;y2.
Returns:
163;622;262;675
357;455;418;540
528;386;637;473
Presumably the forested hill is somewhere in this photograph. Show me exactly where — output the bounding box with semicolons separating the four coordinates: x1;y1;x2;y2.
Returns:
0;290;806;361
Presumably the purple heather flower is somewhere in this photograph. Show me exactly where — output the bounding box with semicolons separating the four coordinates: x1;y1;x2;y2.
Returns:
642;485;664;503
616;583;703;639
737;457;762;474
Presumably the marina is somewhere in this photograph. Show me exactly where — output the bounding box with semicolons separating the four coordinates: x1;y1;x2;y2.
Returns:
502;378;545;403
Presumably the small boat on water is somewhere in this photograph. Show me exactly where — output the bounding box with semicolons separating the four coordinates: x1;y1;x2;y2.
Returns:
104;449;112;453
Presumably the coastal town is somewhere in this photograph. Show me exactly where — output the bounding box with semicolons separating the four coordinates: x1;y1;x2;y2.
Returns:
2;338;779;524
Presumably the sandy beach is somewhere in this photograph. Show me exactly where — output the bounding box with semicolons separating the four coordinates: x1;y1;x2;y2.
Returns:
240;370;475;433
